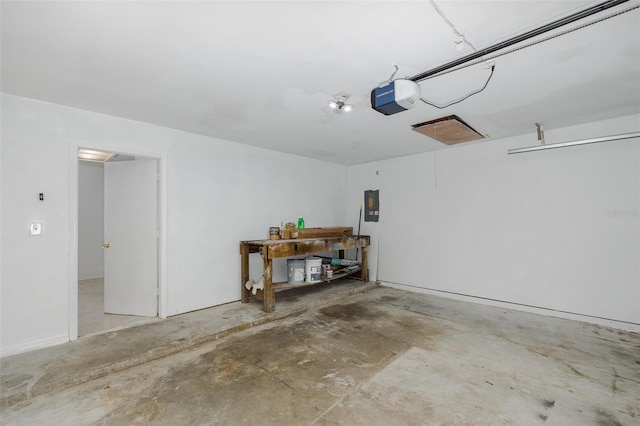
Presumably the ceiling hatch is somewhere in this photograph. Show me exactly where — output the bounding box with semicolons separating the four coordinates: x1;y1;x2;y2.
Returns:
412;115;485;145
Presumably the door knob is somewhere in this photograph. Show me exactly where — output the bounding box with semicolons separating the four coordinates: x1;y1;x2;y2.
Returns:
101;243;110;249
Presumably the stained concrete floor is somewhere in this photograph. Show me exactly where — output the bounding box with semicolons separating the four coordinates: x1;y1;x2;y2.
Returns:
1;282;639;425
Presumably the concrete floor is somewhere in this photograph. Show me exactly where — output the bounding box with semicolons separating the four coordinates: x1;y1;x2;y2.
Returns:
79;278;160;337
1;281;639;425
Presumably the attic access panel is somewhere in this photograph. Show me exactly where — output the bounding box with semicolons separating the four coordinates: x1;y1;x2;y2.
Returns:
412;115;485;145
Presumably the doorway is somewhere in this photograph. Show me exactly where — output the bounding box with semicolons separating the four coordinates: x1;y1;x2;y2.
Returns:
77;150;161;337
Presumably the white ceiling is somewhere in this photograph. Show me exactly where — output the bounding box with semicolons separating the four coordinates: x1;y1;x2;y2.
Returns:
2;0;639;165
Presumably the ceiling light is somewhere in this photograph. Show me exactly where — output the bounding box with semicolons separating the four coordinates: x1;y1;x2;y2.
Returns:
327;94;354;113
78;149;113;162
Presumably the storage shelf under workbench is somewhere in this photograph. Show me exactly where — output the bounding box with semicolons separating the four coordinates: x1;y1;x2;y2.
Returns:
272;266;362;291
240;236;370;312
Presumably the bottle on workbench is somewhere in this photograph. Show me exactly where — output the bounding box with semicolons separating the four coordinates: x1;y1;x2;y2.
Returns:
297;216;305;230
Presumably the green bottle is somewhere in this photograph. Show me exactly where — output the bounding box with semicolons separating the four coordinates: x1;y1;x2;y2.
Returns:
297;216;305;230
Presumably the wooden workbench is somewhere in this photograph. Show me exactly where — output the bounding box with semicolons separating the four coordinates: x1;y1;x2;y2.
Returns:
240;235;370;312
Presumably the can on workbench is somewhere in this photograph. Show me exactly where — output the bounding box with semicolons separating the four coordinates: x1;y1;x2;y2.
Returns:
269;227;280;240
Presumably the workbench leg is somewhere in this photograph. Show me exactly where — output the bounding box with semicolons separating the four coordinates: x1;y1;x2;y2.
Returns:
240;243;250;303
263;257;275;313
361;246;369;282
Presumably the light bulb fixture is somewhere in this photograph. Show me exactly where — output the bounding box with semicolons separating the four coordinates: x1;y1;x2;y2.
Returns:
78;148;113;162
327;94;354;113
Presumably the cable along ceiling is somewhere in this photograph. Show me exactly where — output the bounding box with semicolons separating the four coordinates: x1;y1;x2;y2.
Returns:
411;0;638;83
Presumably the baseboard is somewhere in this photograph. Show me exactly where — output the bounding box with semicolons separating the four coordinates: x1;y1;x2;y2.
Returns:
1;334;69;358
381;281;640;333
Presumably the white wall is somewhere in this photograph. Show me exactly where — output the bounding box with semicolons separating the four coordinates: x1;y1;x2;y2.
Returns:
1;93;348;356
2;92;637;356
347;115;640;330
78;161;104;280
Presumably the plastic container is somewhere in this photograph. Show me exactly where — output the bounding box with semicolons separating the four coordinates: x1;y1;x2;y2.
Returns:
287;259;305;284
305;257;322;283
297;216;305;230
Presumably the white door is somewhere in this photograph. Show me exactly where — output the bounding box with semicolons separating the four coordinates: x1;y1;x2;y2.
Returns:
104;158;158;317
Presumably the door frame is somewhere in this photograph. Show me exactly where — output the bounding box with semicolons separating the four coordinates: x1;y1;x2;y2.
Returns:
69;144;168;341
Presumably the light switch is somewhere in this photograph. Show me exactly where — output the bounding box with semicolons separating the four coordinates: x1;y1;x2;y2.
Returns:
30;221;43;236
